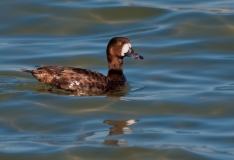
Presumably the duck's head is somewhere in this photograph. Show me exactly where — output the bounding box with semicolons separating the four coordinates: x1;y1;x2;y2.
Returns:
106;37;143;63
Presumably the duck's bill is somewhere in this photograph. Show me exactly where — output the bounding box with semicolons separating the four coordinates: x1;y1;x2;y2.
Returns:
132;52;144;60
125;48;144;60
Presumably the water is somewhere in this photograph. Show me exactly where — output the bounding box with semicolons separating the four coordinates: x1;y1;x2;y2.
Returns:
1;0;234;159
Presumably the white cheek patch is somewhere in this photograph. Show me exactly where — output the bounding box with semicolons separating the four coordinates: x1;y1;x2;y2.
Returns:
121;43;132;56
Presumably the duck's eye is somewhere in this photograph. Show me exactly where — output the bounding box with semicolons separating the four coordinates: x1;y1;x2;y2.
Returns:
117;42;122;46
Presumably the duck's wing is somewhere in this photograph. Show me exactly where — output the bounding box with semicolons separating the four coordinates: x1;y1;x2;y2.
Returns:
29;66;107;93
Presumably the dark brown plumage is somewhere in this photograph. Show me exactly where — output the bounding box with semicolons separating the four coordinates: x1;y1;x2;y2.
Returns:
21;37;143;95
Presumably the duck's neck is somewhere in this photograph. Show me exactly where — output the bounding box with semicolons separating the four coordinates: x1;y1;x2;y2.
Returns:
107;58;125;80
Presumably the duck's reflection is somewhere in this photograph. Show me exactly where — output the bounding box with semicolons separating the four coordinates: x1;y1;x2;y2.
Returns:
103;119;138;146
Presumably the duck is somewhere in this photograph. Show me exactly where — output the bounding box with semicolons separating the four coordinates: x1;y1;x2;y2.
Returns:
21;37;143;95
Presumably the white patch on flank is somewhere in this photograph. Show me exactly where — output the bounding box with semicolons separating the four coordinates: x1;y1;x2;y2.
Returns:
74;81;80;85
121;43;131;56
69;81;80;89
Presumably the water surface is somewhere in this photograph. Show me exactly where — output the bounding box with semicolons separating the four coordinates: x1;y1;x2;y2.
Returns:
1;0;234;159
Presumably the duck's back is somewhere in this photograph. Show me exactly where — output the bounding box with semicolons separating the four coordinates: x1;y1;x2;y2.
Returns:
31;66;108;95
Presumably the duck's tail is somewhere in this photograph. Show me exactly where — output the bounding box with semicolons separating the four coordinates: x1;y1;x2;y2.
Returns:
21;68;32;73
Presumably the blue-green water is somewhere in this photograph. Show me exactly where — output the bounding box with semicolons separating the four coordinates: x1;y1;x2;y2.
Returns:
1;0;234;159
